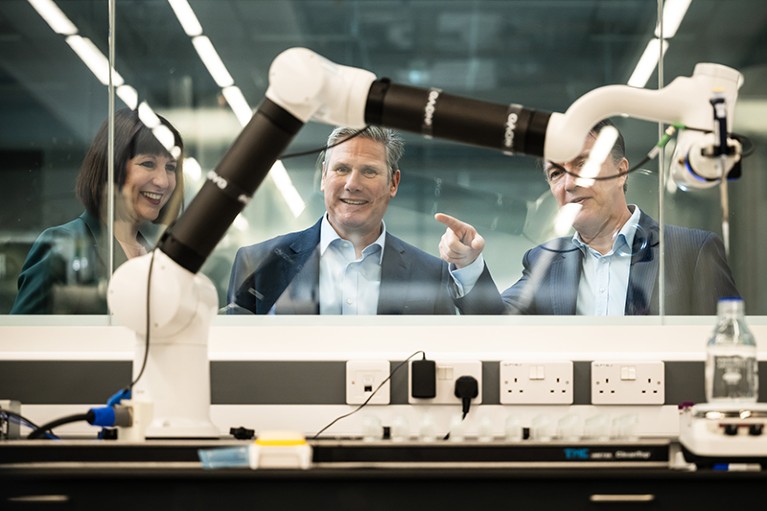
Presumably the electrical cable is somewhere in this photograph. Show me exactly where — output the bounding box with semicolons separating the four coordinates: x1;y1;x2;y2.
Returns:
128;247;157;391
279;126;371;160
311;350;426;440
454;375;479;419
1;409;56;438
52;246;159;441
442;375;479;440
549;123;683;182
27;413;91;439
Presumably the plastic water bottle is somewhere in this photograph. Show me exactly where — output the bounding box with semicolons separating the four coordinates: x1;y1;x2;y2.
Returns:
705;297;759;403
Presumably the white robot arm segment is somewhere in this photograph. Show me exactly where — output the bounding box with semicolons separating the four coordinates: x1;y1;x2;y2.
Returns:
265;47;376;127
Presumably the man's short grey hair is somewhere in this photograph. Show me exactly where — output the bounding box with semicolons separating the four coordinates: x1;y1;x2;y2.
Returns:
323;126;404;181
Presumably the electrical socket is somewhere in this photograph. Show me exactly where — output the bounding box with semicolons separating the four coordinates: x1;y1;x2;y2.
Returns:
591;361;665;405
408;360;482;405
346;360;390;405
499;361;573;405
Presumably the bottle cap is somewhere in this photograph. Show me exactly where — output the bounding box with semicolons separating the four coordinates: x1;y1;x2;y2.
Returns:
717;297;744;315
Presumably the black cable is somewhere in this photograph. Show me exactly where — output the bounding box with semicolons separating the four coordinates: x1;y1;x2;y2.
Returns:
454;376;479;420
442;375;479;440
26;249;159;441
279;126;371;160
311;350;426;440
549;123;684;183
128;247;157;391
0;409;51;437
27;413;92;439
731;132;755;157
548;153;651;183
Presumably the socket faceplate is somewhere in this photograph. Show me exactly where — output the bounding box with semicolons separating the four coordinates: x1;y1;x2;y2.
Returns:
500;361;573;404
346;360;390;405
591;361;665;405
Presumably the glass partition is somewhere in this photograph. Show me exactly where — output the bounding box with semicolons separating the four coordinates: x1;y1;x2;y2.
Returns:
1;0;765;320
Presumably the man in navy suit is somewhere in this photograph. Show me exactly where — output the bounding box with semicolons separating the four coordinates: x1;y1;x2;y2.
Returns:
437;119;739;315
225;126;498;315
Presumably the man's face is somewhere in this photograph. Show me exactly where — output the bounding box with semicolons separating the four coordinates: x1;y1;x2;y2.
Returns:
544;134;628;234
321;137;400;241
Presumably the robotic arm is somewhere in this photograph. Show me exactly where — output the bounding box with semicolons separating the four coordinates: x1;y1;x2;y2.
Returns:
107;48;744;438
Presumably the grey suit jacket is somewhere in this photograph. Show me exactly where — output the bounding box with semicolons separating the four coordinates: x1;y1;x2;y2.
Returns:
498;211;739;315
226;219;500;315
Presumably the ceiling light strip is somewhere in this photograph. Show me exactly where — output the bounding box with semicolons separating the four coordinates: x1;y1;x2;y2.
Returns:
168;0;203;36
167;0;305;217
27;1;181;156
629;0;691;87
627;38;669;88
27;0;77;35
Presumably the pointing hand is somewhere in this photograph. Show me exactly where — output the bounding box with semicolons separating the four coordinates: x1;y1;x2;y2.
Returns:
434;213;485;269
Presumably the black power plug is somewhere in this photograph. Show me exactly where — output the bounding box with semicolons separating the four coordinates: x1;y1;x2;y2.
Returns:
454;375;479;419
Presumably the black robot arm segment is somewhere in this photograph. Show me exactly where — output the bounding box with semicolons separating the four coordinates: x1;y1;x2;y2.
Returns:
364;79;552;156
159;99;303;274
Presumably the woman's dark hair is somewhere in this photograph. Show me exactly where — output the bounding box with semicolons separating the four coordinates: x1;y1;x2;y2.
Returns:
75;107;184;225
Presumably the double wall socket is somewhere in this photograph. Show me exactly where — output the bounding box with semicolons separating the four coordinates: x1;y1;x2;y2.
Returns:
500;361;573;404
408;360;482;405
346;360;391;405
591;361;665;405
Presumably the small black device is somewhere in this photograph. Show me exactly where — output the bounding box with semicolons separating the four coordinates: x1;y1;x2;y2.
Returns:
411;359;436;398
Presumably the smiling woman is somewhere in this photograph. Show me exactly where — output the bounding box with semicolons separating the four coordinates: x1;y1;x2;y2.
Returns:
9;108;184;314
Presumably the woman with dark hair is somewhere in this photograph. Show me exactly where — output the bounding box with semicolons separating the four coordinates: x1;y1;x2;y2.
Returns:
10;108;184;314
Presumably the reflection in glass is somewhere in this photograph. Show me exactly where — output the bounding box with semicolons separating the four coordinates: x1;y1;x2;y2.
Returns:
499;120;739;315
2;0;767;318
10;109;184;314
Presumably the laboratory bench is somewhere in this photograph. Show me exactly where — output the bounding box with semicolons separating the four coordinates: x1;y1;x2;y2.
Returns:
1;439;766;510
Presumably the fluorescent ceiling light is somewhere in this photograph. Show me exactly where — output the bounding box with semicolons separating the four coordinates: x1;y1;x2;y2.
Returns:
232;214;250;232
138;101;161;128
27;0;77;35
270;161;306;218
654;0;692;39
627;38;669;88
168;0;203;37
192;36;234;87
184;157;202;182
66;35;124;87
222;86;253;127
576;125;619;187
554;203;581;236
116;85;138;110
152;124;177;154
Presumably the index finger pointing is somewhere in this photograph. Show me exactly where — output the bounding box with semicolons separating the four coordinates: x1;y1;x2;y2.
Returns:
434;212;463;231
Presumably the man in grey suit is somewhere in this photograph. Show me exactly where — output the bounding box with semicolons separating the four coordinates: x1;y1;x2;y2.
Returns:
437;119;739;315
225;126;498;315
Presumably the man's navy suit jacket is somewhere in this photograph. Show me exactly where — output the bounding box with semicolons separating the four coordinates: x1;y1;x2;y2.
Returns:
226;219;498;315
496;211;739;315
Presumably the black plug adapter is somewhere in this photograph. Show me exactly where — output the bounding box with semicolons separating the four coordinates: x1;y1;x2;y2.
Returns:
454;375;479;418
411;359;436;398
